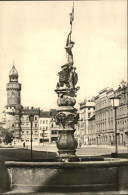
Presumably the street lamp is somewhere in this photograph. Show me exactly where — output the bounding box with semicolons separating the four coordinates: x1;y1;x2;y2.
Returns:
42;129;45;146
109;96;120;158
29;114;34;160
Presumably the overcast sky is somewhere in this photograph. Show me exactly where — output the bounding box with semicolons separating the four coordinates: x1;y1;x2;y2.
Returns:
0;0;127;113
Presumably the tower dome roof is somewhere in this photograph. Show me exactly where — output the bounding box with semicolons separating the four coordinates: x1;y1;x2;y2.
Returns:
9;65;18;77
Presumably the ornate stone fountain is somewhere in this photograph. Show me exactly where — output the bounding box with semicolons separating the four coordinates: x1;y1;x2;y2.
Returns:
55;7;80;161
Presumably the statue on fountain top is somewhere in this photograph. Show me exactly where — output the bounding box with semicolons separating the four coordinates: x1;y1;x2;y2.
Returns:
65;30;75;67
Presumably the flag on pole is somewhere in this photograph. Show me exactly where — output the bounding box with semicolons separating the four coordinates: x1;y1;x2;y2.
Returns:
70;3;74;25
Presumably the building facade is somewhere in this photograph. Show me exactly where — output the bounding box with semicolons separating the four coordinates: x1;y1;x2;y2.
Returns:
19;107;40;145
77;99;95;145
115;81;128;145
39;111;51;144
95;81;128;146
88;114;96;145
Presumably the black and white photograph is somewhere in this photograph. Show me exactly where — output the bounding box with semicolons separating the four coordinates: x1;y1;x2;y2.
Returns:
0;0;127;194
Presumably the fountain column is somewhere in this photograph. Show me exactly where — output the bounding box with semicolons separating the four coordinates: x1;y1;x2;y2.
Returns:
55;5;80;161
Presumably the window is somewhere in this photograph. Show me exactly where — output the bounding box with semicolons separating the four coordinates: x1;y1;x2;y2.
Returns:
35;117;37;120
46;126;48;130
40;120;42;124
35;124;37;127
46;120;48;124
88;113;91;118
15;116;19;120
52;131;57;134
43;120;45;124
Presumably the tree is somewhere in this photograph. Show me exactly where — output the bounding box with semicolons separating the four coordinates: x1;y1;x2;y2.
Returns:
0;128;13;144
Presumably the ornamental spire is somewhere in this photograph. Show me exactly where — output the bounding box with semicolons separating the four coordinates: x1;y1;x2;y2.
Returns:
9;63;18;77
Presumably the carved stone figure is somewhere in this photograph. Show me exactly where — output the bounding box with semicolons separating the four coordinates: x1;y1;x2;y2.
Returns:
69;67;78;89
57;67;69;88
65;31;75;65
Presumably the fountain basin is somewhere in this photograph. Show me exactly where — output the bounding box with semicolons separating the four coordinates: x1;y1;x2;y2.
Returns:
5;158;128;193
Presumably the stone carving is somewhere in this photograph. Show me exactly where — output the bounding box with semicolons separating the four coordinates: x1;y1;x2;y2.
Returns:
56;111;79;129
57;94;76;106
56;66;79;91
56;66;69;88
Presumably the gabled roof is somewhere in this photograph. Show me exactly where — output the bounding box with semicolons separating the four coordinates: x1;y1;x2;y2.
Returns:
40;111;51;118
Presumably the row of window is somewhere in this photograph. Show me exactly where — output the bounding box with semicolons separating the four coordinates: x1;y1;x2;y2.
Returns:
40;126;48;130
52;131;58;135
20;116;38;121
21;138;38;142
40;120;48;124
40;133;48;137
117;119;128;128
117;106;128;117
96;110;113;121
95;98;111;110
21;123;38;127
22;130;38;134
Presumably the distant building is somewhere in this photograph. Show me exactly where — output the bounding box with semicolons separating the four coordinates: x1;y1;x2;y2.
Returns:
4;65;59;145
39;111;51;144
88;114;96;145
19;107;40;145
50;120;59;143
77;99;95;145
95;81;128;146
115;81;128;145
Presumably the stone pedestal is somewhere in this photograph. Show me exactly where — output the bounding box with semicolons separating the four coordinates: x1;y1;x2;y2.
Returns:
55;66;80;161
56;130;78;160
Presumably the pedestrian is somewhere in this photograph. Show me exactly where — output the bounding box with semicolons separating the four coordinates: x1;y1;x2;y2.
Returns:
23;142;25;148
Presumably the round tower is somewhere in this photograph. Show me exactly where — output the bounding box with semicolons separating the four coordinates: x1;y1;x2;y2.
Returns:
6;65;21;109
5;64;22;137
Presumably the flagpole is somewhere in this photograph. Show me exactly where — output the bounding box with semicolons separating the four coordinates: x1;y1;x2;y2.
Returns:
70;2;74;41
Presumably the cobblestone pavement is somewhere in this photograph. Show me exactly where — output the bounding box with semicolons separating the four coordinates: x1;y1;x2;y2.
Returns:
1;143;128;157
26;144;128;157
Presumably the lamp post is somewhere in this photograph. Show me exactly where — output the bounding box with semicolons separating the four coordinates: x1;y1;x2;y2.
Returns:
42;129;45;146
29;114;34;160
109;96;120;158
